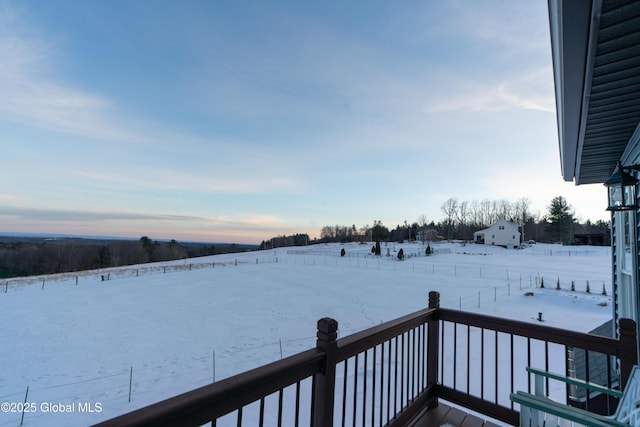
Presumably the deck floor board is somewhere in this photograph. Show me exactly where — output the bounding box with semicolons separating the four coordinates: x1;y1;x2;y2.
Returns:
407;403;506;427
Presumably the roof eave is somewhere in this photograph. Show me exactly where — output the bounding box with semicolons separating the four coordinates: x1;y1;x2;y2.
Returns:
548;0;597;184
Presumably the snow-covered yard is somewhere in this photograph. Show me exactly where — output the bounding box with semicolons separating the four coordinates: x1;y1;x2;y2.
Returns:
0;242;613;426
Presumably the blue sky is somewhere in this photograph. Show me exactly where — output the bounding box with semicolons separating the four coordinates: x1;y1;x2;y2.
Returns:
0;1;608;244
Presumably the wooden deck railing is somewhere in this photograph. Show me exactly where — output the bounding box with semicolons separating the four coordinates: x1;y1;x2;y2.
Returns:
94;291;637;427
436;309;637;424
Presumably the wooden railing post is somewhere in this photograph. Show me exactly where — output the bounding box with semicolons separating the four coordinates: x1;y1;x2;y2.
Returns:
313;317;338;427
427;291;440;408
618;318;637;389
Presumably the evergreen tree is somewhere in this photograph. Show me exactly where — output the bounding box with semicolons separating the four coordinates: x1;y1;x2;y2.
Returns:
546;196;575;244
96;246;112;268
140;236;154;262
397;248;404;260
371;220;389;242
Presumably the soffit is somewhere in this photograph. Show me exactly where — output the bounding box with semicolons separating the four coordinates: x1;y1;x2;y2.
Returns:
576;0;640;184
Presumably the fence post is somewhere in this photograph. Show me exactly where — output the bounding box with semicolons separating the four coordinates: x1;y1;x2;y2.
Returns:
20;386;29;426
312;317;338;427
128;366;133;403
619;318;638;389
427;291;440;409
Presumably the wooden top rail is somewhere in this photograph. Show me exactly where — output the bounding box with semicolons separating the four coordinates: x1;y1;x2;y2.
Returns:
336;307;436;362
439;308;621;355
94;348;325;427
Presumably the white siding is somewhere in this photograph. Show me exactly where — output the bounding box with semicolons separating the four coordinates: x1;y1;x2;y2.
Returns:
473;220;521;247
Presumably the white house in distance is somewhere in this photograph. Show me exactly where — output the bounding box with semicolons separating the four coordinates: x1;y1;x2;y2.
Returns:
473;220;520;248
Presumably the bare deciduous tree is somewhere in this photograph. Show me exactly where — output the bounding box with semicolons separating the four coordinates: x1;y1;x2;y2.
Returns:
441;197;459;241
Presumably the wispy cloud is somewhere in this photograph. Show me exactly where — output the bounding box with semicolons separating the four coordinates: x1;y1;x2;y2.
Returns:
75;169;306;194
0;6;136;141
203;214;285;231
394;2;555;116
0;206;203;223
0;206;283;229
69;141;310;195
423;68;555;114
0;206;289;241
0;193;22;203
411;1;549;53
455;3;549;51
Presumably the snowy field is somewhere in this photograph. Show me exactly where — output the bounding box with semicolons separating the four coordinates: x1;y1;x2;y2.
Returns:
0;241;613;426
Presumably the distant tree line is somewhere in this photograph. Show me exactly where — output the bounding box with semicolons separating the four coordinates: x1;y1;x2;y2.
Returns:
258;233;310;250
310;196;610;246
0;237;253;279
